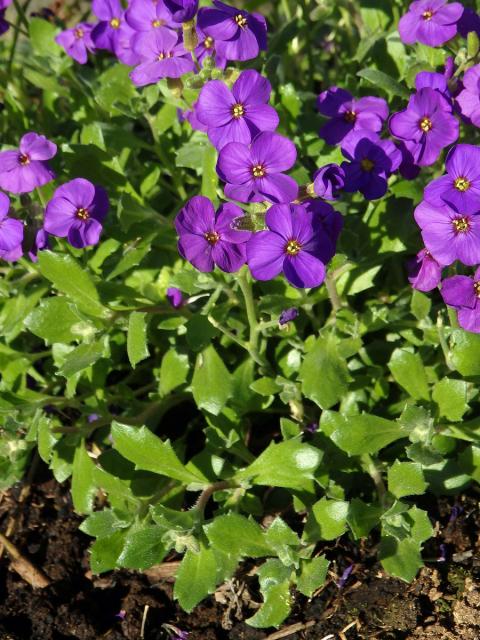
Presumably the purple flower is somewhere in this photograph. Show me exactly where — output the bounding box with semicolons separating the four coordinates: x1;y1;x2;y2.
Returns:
336;564;354;589
456;65;480;127
0;132;56;194
415;69;451;101
0;243;22;262
164;0;198;23
397;140;421;180
91;0;126;52
0;192;23;252
179;104;208;133
279;307;299;326
130;29;194;86
0;10;9;36
414;199;480;266
340;131;401;200
399;0;463;47
317;87;389;146
197;1;267;62
44;178;109;249
28;228;50;262
55;23;96;64
408;248;442;292
441;268;480;333
175;195;251;273
167;287;185;308
389;88;459;166
303;199;343;263
114;23;141;65
217;132;298;204
458;8;480;39
196;70;279;150
247;203;331;289
194;26;226;69
424;145;480;214
125;0;177;35
313;163;345;200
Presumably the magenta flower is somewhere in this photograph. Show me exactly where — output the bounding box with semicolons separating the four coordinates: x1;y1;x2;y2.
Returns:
312;164;345;201
247;204;330;289
0;132;56;194
399;0;463;47
456;65;480;127
442;268;480;333
125;0;177;35
424;145;480;214
0;192;23;252
196;70;279;150
92;0;126;52
414;199;480;266
317;87;389;146
55;23;96;64
408;249;442;292
164;0;198;23
197;1;267;62
175;195;251;273
44;178;109;249
389;88;459;166
341;131;402;200
130;29;194;86
217;132;298;204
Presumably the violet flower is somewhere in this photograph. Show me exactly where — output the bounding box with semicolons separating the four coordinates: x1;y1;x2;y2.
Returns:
317;87;389;146
0;243;22;262
0;10;9;35
399;0;463;48
175;195;251;273
114;23;141;66
44;178;109;249
414;199;480;266
167;287;185;308
424;145;480;214
125;0;177;36
55;23;96;64
441;268;480;333
195;26;226;68
197;0;267;62
28;228;50;262
303;199;343;263
389;88;459;166
312;164;345;200
0;192;23;253
246;203;331;289
279;307;299;326
164;0;198;23
458;8;480;39
456;65;480;127
217;132;298;204
407;248;442;292
196;70;279;150
91;0;126;52
415;69;451;101
336;564;354;589
0;132;56;194
130;29;194;86
341;131;402;200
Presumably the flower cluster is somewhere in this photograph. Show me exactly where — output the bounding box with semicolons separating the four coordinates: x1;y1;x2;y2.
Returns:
0;132;109;262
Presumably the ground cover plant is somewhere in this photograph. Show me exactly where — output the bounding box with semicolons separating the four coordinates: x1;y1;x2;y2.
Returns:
1;0;480;635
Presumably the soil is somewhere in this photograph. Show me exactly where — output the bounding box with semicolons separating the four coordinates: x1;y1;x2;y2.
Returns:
0;468;479;640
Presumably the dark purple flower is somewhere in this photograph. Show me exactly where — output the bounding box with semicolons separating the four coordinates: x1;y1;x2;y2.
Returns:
279;307;298;326
247;203;330;289
414;199;480;266
457;7;480;38
167;287;185;308
397;140;421;180
55;23;96;64
408;248;442;292
125;0;177;35
304;422;319;434
456;65;480;127
317;87;389;146
115;609;127;620
438;543;447;562
28;228;50;262
449;504;462;522
88;413;100;423
303;199;343;263
44;178;109;249
217;132;298;204
196;70;279;150
336;564;354;589
0;132;56;194
399;0;463;47
389;88;459;166
175;195;251;273
164;0;198;23
91;0;126;52
0;192;23;252
424;145;480;214
441;268;480;333
312;163;345;200
130;29;195;86
194;26;226;69
340;131;401;200
197;0;267;62
0;10;9;36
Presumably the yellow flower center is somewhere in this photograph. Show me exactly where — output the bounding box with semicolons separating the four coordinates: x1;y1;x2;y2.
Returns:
422;10;434;20
454;177;470;192
419;117;433;133
344;110;356;123
158;51;173;59
361;158;375;172
285;240;302;256
18;153;29;166
109;17;121;28
76;207;90;221
152;19;165;27
204;231;220;245
251;164;266;178
452;216;470;234
234;14;248;28
204;36;214;49
475;282;480;298
231;103;245;118
74;27;84;39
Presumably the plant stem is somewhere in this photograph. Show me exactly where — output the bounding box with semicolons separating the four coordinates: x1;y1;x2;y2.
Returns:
237;266;268;368
362;454;387;507
194;481;232;517
437;313;454;371
325;271;342;313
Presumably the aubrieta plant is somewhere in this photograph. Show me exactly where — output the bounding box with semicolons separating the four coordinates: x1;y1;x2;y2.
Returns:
2;0;480;631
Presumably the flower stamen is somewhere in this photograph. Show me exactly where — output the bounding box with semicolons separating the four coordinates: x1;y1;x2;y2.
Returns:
475;281;480;298
74;27;84;39
158;51;173;59
204;231;220;245
18;153;30;166
344;110;356;123
361;158;375;172
204;36;214;49
452;216;470;234
76;207;90;221
109;17;121;28
419;117;433;133
285;239;302;256
152;19;165;27
231;103;245;118
454;177;470;192
422;9;434;20
251;164;266;178
234;14;248;28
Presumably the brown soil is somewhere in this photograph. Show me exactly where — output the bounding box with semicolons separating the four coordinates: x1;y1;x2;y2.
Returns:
0;473;479;640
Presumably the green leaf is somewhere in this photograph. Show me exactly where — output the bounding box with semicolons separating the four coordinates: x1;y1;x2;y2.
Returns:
388;461;427;499
127;312;149;368
204;513;271;558
37;252;107;318
174;544;217;612
450;330;480;376
357;68;410;99
296;556;329;598
235;440;321;490
250;377;281;396
347;498;382;539
379;536;423;582
433;378;469;422
265;518;300;567
90;531;126;574
388;349;430;401
117;523;167;570
111;422;208;485
201;145;219;201
71;444;97;515
29;18;62;58
247;580;292;628
25;298;92;344
191;345;232;415
80;509;131;538
304;498;349;542
159;349;189;395
58;338;108;378
299;335;352;410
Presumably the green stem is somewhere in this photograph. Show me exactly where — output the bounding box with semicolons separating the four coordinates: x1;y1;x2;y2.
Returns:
362;454;387;507
437;313;454;371
325;271;342;313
